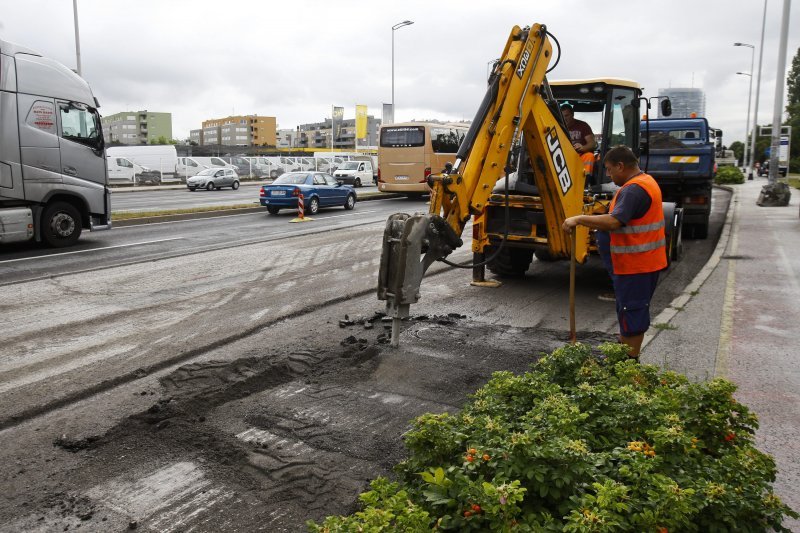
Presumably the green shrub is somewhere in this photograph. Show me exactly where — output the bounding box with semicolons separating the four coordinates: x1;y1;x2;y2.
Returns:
309;343;797;532
714;166;745;184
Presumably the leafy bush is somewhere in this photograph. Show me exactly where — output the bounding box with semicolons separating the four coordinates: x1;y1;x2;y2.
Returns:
309;343;797;532
714;166;745;184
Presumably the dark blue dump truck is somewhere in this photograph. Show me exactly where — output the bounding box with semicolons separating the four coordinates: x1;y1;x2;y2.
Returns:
640;118;715;239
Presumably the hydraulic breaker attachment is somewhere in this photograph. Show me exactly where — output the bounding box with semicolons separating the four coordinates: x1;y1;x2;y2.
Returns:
377;213;463;346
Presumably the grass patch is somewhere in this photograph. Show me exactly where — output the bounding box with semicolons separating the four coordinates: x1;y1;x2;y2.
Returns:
690;289;700;296
788;177;800;190
112;203;260;221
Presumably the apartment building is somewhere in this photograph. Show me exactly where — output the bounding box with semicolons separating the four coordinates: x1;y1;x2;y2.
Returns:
190;115;277;147
102;110;172;145
292;116;380;149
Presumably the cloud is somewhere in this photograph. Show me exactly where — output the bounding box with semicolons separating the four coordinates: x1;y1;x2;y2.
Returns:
1;0;796;144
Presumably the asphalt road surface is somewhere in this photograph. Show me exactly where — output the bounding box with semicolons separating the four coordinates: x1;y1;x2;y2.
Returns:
0;188;732;531
0;195;421;285
111;181;377;213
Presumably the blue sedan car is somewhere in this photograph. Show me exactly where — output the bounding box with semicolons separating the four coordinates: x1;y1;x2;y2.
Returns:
259;172;357;215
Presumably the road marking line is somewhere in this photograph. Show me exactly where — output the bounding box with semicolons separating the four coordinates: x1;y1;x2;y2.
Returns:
715;209;739;379
0;238;182;264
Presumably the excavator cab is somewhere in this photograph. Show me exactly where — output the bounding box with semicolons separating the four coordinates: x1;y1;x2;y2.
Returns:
549;79;642;192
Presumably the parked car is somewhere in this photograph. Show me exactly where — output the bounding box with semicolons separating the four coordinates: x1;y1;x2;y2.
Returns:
259;172;356;215
187;168;240;191
223;156;264;178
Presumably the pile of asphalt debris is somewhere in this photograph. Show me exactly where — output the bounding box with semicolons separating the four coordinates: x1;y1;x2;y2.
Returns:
338;311;468;345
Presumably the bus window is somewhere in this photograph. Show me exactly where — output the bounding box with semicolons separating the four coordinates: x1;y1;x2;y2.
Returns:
380;126;425;147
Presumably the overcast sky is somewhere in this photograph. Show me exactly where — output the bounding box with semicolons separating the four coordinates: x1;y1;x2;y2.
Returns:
1;0;797;145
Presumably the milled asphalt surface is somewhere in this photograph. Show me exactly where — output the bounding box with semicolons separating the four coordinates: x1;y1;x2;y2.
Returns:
643;177;800;526
11;179;796;527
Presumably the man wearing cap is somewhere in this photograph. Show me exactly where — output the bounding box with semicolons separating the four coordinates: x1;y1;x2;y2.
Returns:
562;146;667;358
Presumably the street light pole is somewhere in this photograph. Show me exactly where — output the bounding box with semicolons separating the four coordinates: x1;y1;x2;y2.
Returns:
749;0;768;179
72;0;82;75
767;0;791;186
734;43;755;170
391;20;414;125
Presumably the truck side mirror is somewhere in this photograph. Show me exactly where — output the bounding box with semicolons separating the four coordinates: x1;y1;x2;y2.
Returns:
661;99;672;117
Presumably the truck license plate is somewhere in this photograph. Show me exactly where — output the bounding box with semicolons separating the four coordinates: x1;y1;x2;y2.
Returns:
395;175;409;181
272;190;286;196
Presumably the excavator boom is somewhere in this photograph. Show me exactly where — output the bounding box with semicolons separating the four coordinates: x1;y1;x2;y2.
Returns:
377;23;593;345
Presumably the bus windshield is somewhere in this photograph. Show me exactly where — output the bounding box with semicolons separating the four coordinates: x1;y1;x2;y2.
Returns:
380;126;425;147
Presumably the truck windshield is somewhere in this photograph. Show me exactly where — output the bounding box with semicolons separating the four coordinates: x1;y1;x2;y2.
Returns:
648;131;703;149
340;162;360;170
59;104;101;148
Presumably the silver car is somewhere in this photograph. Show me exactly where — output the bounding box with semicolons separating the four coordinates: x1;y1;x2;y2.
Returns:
187;168;240;191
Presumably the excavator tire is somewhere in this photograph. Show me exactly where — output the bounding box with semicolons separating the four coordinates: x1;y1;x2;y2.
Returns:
486;246;533;277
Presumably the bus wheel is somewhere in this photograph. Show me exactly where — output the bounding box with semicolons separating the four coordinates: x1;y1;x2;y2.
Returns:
42;201;82;247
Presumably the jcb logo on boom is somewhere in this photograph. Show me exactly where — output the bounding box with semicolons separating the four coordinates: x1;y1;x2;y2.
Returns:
547;130;573;195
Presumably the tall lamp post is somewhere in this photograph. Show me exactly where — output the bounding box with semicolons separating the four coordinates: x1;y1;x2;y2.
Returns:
748;0;768;180
734;42;755;170
391;20;414;124
72;0;82;75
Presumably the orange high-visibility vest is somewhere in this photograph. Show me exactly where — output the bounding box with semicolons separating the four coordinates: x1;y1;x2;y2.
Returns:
580;152;595;176
608;173;667;275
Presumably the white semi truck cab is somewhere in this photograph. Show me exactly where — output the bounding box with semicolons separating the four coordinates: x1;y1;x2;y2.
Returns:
0;39;110;247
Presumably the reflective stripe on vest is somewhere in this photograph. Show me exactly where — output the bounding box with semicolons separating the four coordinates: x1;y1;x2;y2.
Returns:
612;220;665;234
610;238;666;254
608;173;668;275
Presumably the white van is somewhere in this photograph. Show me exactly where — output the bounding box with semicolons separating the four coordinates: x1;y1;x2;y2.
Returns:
106;145;179;183
333;159;374;187
176;157;210;180
193;156;236;169
107;156;161;185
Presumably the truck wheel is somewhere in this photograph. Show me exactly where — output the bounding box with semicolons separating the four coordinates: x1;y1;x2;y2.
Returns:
666;207;683;263
354;177;362;187
42;201;82;247
487;246;533;277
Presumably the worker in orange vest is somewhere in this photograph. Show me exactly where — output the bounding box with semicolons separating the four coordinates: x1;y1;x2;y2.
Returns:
562;146;667;358
560;103;598;176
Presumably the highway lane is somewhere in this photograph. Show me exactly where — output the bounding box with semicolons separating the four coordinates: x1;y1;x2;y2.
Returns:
110;181;378;212
0;195;427;285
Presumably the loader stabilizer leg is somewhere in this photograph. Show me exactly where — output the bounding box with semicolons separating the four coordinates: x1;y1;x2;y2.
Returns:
377;213;463;346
